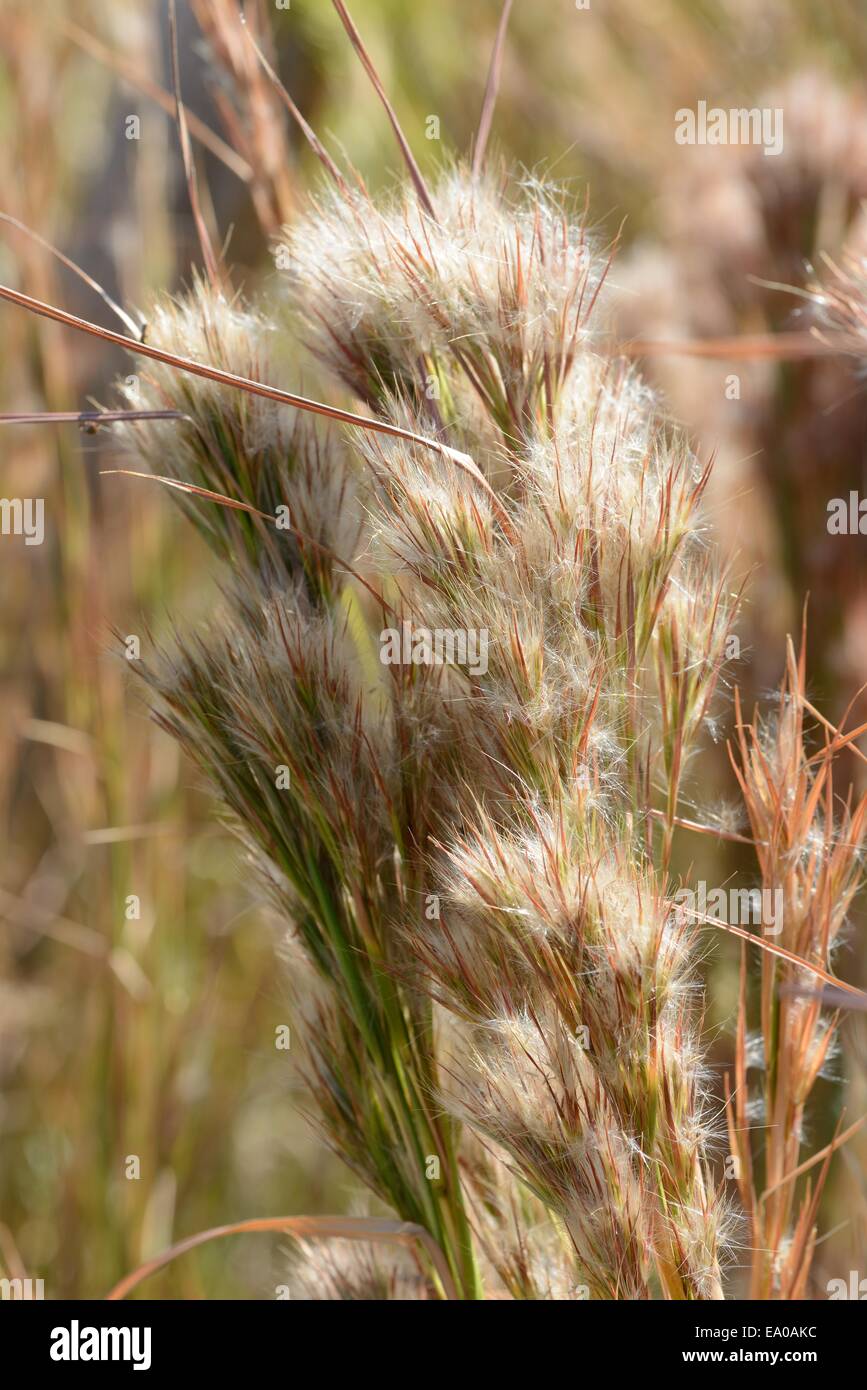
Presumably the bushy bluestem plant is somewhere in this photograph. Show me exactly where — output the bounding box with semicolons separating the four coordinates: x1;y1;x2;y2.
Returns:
119;164;739;1300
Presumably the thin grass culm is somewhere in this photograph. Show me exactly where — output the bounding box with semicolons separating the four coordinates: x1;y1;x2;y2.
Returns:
100;151;746;1301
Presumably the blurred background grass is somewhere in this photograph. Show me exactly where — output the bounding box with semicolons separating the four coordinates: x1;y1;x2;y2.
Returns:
1;0;866;1298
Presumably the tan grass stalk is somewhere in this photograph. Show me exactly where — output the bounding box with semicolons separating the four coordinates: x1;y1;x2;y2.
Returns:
105;1215;457;1301
168;0;223;292
190;0;296;233
472;0;514;179
331;0;436;218
727;636;867;1298
61;18;254;183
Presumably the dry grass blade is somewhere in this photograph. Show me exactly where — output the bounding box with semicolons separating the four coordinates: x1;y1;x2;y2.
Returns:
687;910;867;1000
61;19;253;182
239;8;350;196
782;983;867;1012
472;0;513;178
331;0;436;217
188;0;296;234
727;631;867;1298
646;806;763;847
0;887;107;958
761;1114;867;1199
168;0;223;291
0;410;186;426
100;469;275;519
0;212;143;339
0;282;482;471
800;694;867;772
105;1215;458;1301
100;469;398;615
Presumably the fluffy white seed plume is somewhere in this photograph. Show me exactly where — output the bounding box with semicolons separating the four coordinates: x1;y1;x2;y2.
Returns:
130;163;734;1300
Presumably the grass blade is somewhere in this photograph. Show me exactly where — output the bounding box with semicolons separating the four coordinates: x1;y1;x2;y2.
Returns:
105;1214;458;1300
472;0;513;178
0;281;485;473
331;1;436;218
